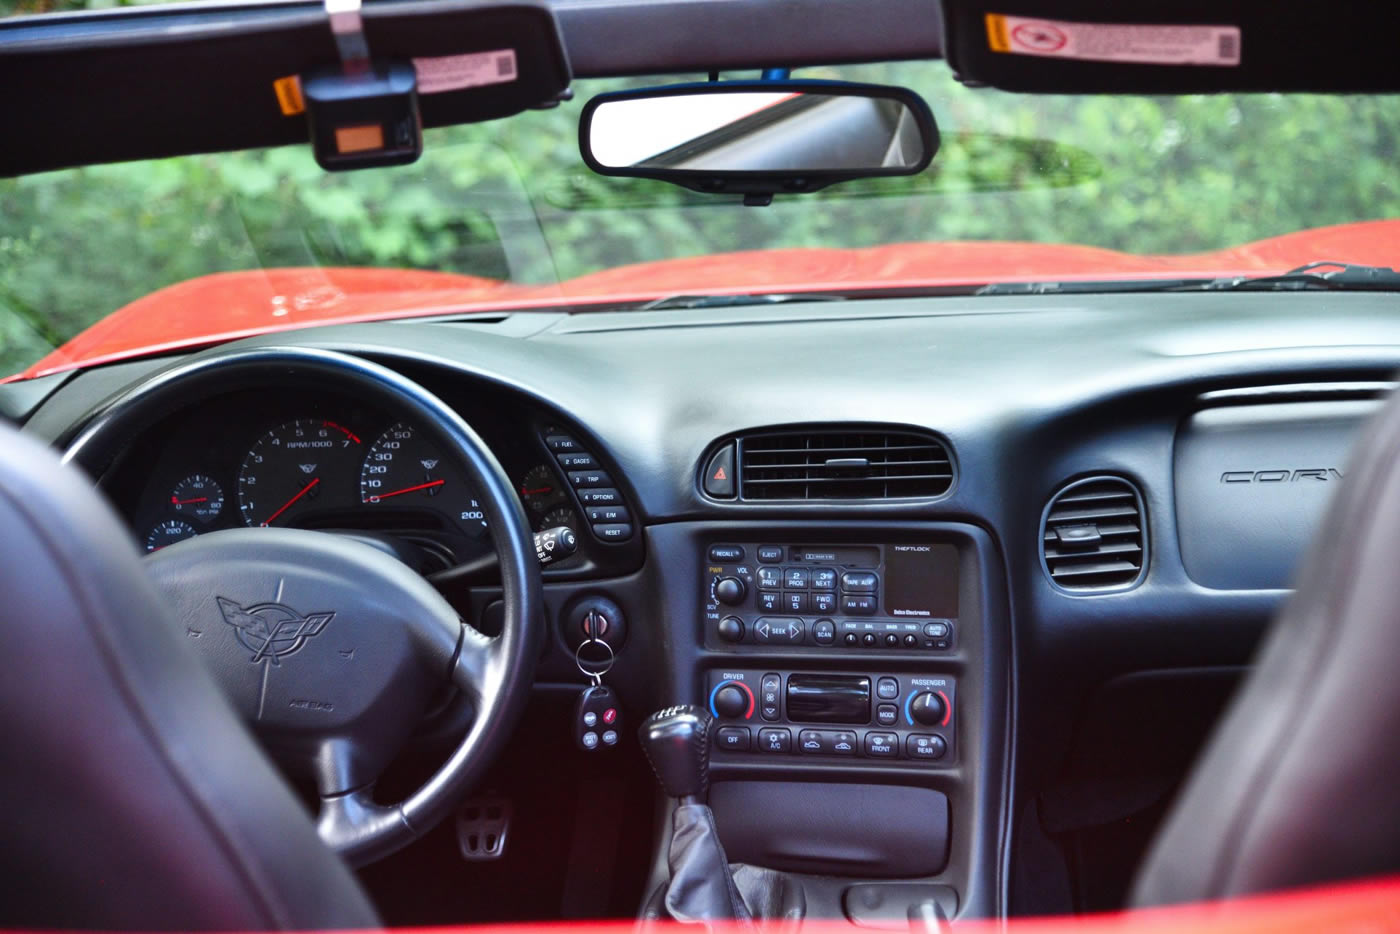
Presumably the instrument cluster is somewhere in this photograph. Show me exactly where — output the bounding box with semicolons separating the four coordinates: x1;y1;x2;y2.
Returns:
111;388;589;572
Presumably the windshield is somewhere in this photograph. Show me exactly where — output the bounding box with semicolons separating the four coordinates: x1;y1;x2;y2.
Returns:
3;59;1400;378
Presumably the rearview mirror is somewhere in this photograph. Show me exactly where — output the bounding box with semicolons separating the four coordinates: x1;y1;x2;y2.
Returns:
579;81;938;204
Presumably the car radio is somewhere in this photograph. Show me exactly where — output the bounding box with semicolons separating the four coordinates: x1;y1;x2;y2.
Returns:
702;542;959;651
704;669;956;764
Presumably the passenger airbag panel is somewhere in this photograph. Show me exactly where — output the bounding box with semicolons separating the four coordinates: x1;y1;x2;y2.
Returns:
1174;400;1377;590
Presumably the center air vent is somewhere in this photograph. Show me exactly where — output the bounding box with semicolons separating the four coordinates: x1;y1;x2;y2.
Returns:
736;428;954;501
1041;476;1147;592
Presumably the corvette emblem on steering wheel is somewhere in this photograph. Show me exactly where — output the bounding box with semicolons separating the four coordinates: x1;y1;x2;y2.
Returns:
216;596;335;665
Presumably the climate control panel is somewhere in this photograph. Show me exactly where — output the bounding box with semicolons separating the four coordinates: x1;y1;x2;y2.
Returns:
705;669;956;765
703;542;959;652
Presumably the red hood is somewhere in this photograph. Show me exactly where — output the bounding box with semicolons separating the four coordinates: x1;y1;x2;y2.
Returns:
13;219;1400;381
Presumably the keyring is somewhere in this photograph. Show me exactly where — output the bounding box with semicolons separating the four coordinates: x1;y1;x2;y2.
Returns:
574;636;615;683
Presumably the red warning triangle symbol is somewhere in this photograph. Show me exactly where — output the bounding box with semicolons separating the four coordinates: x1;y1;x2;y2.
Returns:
713;466;728;481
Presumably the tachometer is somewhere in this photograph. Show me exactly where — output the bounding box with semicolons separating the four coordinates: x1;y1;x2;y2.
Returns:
238;419;362;527
360;422;489;537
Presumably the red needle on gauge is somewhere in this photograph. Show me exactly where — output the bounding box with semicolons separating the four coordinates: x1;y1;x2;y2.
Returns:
366;478;445;502
520;486;553;495
170;496;208;505
260;477;319;526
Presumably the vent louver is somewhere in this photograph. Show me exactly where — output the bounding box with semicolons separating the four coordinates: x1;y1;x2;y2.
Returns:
737;428;954;500
1041;476;1147;592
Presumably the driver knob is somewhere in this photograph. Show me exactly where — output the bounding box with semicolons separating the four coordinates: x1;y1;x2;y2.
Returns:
638;705;714;803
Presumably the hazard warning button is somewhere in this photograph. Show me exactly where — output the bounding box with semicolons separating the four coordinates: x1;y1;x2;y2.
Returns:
703;442;736;499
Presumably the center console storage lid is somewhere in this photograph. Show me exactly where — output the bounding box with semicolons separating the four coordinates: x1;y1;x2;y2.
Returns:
709;780;949;878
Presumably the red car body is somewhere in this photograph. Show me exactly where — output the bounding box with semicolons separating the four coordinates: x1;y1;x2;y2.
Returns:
13;218;1400;381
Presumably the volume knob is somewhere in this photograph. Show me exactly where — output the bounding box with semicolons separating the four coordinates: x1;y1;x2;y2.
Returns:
714;576;747;605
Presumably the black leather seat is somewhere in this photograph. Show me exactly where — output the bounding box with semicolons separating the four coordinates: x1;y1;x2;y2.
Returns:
0;425;379;930
1132;392;1400;905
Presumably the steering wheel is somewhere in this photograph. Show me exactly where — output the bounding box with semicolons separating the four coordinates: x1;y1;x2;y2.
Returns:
62;347;542;867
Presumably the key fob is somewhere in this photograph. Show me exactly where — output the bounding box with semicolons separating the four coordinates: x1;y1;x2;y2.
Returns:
575;684;622;751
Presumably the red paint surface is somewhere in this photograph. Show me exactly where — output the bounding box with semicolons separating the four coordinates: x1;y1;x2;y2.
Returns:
5;875;1394;934
13;219;1400;381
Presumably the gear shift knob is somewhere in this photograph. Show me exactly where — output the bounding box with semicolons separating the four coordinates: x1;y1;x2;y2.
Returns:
638;705;714;802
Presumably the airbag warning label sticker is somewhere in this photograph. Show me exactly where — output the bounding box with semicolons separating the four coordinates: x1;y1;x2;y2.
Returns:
413;49;519;94
985;14;1240;66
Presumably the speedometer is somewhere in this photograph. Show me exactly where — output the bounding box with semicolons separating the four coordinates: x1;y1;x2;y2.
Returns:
238;419;362;527
360;422;489;538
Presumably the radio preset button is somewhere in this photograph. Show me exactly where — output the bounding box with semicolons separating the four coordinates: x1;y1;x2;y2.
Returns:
812;619;836;645
758;545;784;563
717;727;751;751
758;728;792;753
841;594;878;615
782;592;809;613
758;592;781;612
810;568;837;590
812;592;837;613
708;545;745;562
782;567;810;589
757;567;782;591
876;677;900;699
864;732;900;758
906;734;948;761
840;571;879;593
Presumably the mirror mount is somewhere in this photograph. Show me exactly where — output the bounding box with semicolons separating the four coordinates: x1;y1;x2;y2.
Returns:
579;79;938;205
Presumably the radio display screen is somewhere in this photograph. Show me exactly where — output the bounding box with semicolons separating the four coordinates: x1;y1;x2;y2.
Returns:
884;544;959;619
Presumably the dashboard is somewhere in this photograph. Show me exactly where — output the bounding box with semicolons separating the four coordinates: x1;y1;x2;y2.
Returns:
12;289;1400;921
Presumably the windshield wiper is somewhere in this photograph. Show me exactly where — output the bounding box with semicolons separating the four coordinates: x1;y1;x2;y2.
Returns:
1202;261;1400;291
637;292;848;311
976;262;1400;297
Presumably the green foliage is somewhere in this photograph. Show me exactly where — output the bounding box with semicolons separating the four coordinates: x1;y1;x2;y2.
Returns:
2;52;1400;376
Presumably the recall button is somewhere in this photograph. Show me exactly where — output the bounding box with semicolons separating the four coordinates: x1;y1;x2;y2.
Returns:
708;544;745;562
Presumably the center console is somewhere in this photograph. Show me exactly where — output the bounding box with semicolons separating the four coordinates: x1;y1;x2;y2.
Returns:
645;521;1010;921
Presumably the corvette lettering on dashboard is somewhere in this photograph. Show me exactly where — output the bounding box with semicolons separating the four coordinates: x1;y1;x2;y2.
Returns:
1220;468;1344;483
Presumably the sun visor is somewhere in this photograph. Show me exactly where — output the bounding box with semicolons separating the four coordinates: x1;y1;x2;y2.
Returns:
941;1;1400;94
0;0;570;177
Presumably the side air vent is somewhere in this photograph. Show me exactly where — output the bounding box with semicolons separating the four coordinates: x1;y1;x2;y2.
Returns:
1041;476;1147;592
737;428;954;500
